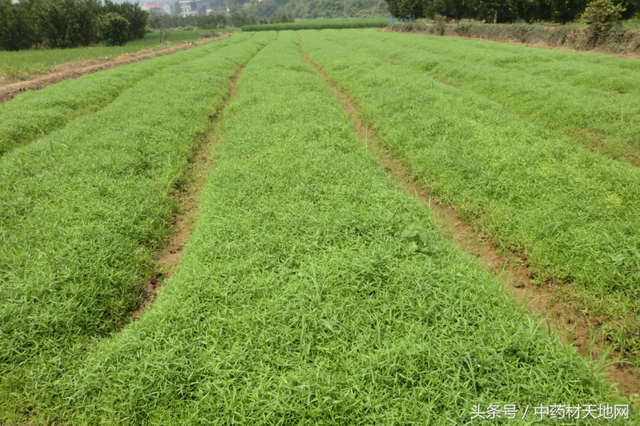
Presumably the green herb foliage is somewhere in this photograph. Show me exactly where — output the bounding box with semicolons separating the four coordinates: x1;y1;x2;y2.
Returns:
300;30;640;308
0;29;218;79
30;30;625;425
322;29;640;163
0;32;275;421
0;33;253;157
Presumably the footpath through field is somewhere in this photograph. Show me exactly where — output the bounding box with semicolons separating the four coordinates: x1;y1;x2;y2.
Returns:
325;29;640;166
23;31;628;424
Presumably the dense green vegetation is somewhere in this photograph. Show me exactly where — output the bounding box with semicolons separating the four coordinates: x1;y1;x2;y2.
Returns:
0;33;251;157
149;10;294;29
1;26;639;423
0;0;148;51
385;0;638;24
148;11;232;30
23;31;625;424
0;29;217;79
300;30;640;311
242;18;388;31
0;32;275;421
323;29;640;163
240;0;389;19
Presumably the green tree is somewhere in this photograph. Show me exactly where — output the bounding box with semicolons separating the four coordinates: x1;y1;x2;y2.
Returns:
99;12;129;46
37;0;84;48
105;1;148;41
582;0;625;39
388;0;425;18
0;0;38;50
549;0;589;23
507;0;551;23
472;0;513;22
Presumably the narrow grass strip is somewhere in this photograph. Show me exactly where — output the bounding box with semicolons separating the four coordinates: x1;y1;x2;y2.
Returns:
34;30;627;425
373;30;640;95
300;31;640;313
0;30;216;79
0;33;252;157
241;19;387;32
324;29;640;163
0;32;275;421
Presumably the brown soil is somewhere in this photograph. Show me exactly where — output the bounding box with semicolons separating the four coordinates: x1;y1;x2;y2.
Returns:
131;41;263;320
298;34;640;400
0;33;231;104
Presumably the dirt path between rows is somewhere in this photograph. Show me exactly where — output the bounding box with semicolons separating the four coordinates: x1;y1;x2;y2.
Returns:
0;33;231;105
132;40;268;320
298;34;639;401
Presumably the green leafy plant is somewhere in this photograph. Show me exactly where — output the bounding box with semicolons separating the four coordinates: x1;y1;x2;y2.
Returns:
306;28;640;376
0;34;251;157
0;32;275;419
582;0;626;43
18;31;626;423
434;14;447;35
99;12;130;46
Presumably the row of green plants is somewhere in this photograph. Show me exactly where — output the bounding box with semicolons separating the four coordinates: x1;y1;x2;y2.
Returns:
0;29;212;79
242;18;388;31
26;31;625;424
0;33;252;157
325;29;640;163
0;0;148;51
301;30;640;346
351;27;640;93
0;32;276;422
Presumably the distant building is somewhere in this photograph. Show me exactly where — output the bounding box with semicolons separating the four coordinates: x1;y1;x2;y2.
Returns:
141;2;173;15
179;0;210;17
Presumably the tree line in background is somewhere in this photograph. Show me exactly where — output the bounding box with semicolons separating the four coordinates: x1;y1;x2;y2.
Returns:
0;0;147;51
241;0;389;19
386;0;638;23
147;11;294;30
160;0;388;24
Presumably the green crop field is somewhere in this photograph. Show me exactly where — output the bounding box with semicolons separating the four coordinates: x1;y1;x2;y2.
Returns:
0;28;639;424
304;29;640;358
0;29;233;80
321;29;640;165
